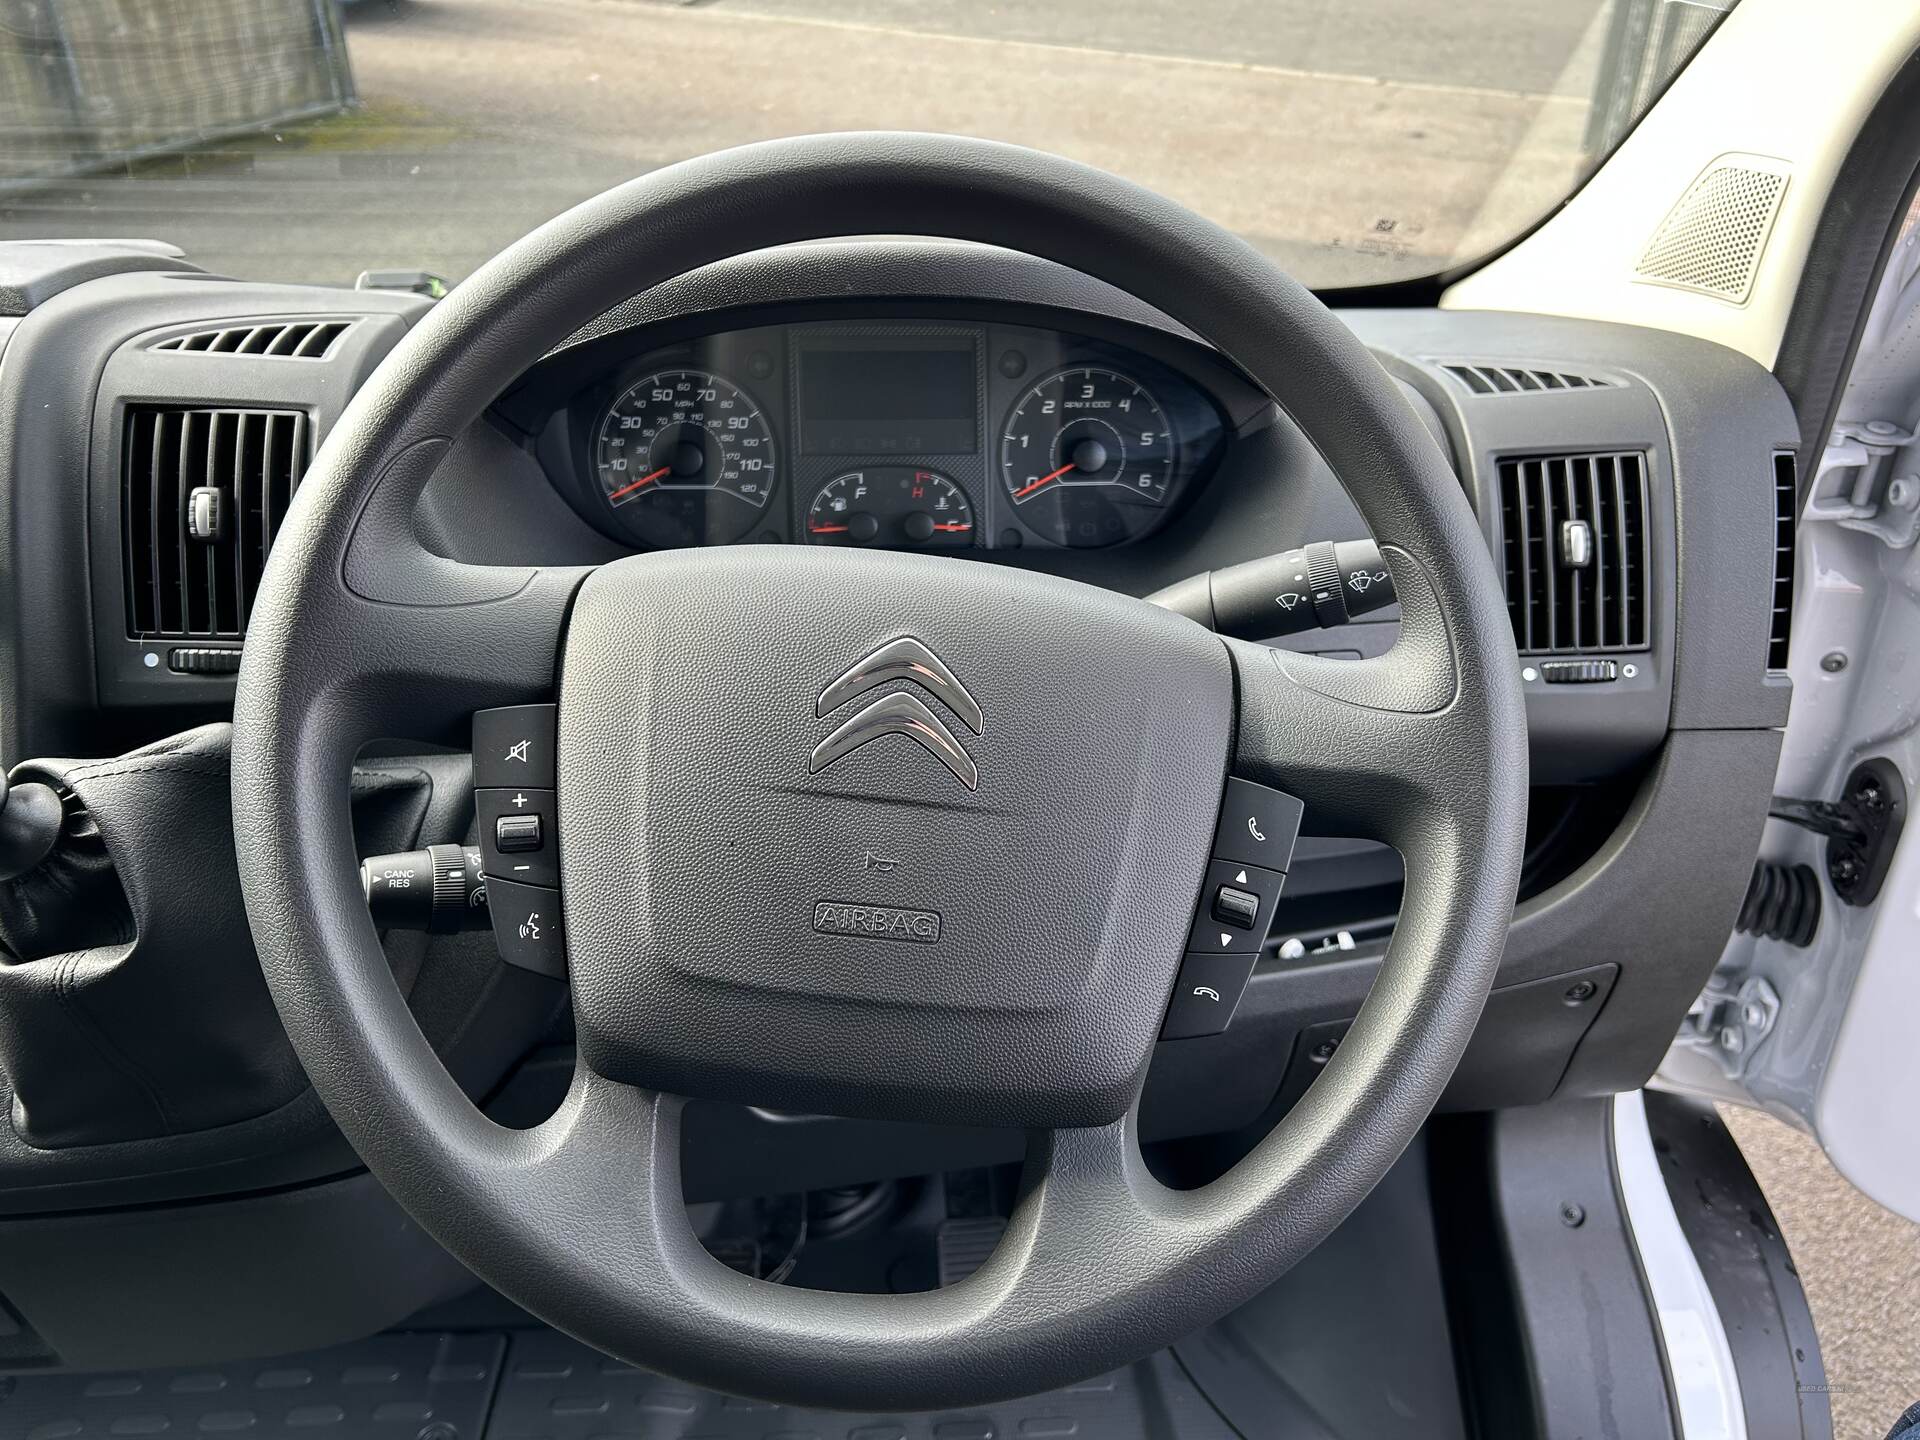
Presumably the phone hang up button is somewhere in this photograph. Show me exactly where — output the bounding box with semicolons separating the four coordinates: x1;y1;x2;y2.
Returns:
1160;953;1257;1039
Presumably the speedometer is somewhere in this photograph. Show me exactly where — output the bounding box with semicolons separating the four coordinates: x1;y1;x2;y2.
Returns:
1000;366;1176;547
594;369;776;547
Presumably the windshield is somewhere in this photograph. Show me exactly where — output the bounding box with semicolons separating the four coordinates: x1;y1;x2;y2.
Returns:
0;0;1734;291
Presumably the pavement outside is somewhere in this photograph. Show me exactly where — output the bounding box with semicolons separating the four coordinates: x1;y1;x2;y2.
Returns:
2;3;1917;1435
0;0;1608;289
1724;1107;1920;1440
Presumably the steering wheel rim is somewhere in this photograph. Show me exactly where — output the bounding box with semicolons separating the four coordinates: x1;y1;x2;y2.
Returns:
231;132;1526;1410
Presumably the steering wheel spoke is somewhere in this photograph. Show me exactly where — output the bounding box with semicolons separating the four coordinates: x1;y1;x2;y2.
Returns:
478;1062;1183;1411
1228;545;1476;847
331;563;592;742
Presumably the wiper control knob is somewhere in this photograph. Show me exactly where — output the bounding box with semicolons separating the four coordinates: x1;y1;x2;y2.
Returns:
1149;539;1397;640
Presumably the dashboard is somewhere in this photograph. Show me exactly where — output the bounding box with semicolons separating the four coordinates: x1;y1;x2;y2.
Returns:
0;235;1796;1223
0;198;1827;1381
512;316;1240;554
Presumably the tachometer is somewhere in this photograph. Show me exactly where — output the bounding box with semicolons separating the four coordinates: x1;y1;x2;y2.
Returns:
806;467;974;548
594;369;776;547
1000;366;1176;547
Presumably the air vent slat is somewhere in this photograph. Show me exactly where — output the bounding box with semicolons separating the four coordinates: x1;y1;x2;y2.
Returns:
1512;464;1528;652
184;411;210;635
122;405;310;643
151;412;173;635
167;414;186;634
152;319;355;362
1585;457;1609;649
1498;451;1651;656
1561;458;1585;649
236;412;259;633
1768;451;1796;670
1609;458;1631;648
1440;362;1616;396
1537;460;1559;650
123;410;158;635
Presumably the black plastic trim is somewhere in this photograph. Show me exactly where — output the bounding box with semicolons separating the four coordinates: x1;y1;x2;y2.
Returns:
1430;1099;1678;1440
1644;1093;1832;1440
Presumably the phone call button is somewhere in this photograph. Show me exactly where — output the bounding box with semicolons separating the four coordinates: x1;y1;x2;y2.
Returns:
1212;777;1304;873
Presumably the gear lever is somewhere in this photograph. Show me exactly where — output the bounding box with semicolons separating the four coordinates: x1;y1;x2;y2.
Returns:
0;771;63;882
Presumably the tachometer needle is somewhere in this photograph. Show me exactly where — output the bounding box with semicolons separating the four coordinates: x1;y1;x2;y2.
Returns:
1012;462;1075;500
608;465;671;501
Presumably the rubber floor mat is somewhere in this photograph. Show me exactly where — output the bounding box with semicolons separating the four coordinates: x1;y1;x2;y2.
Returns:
486;1328;1237;1439
0;1332;503;1439
0;1329;1239;1439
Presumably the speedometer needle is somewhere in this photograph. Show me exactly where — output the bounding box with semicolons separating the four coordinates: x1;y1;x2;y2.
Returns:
608;465;671;501
1012;462;1075;500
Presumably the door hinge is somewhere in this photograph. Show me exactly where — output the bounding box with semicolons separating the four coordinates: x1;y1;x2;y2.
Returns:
1769;757;1907;907
1807;419;1920;548
1678;974;1781;1078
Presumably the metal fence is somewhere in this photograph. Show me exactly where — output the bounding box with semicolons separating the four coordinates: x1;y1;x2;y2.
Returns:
0;0;355;190
1584;0;1739;165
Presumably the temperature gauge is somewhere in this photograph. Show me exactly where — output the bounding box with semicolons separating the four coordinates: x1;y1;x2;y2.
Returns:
806;468;974;548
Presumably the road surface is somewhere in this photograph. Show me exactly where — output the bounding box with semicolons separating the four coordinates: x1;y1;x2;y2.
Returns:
0;0;1606;287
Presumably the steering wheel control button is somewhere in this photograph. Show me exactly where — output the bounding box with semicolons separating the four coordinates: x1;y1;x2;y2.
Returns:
495;814;543;852
1187;858;1284;953
1160;953;1257;1039
473;704;557;789
1212;885;1261;928
477;788;559;888
1212;778;1304;873
483;876;567;978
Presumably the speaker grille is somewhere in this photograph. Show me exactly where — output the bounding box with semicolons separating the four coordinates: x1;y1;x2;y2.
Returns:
1635;156;1789;304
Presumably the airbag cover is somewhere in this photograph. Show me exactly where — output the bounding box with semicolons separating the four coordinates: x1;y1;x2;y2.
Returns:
559;546;1231;1127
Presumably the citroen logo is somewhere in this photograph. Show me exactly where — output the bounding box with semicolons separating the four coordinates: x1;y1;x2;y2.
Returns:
809;638;981;790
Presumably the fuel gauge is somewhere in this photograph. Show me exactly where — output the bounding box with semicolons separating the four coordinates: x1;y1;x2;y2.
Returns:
806;467;975;548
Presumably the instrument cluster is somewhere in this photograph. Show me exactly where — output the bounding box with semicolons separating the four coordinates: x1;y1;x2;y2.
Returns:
556;318;1232;552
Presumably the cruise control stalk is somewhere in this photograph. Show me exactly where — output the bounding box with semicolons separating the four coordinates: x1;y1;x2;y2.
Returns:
1148;539;1396;640
361;843;491;933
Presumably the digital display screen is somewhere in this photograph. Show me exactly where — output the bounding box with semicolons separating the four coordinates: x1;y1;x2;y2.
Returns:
799;347;977;455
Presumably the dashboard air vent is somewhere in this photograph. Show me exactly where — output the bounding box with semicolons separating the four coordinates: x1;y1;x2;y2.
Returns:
1498;452;1650;655
152;319;353;360
122;406;309;640
1442;363;1615;395
1768;451;1796;671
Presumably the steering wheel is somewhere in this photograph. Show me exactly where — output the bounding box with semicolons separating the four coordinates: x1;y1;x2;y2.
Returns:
231;133;1525;1410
